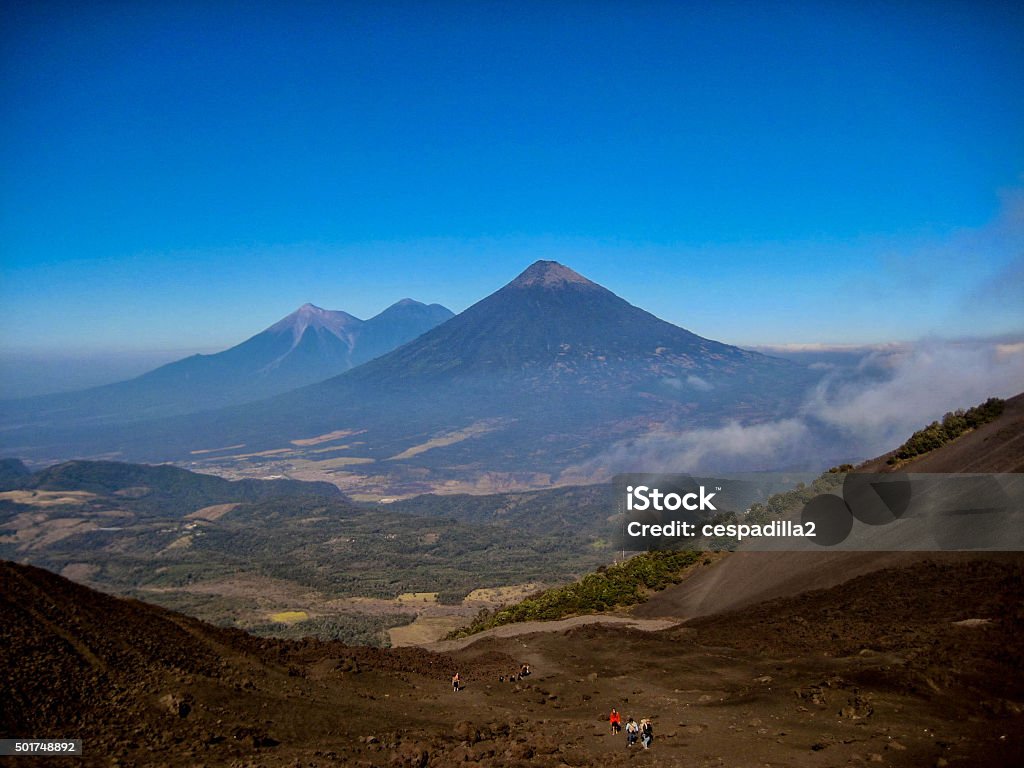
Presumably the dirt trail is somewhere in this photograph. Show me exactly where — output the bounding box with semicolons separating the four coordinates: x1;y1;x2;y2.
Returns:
426;614;680;652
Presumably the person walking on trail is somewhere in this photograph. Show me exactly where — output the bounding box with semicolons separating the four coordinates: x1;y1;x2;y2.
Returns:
452;672;460;692
625;716;639;746
640;719;653;749
609;708;621;734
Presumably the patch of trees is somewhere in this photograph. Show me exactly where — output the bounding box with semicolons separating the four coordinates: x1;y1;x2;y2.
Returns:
887;397;1005;465
446;549;701;639
248;613;414;647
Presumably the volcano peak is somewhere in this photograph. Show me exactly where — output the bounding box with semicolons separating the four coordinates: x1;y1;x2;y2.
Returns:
508;260;599;290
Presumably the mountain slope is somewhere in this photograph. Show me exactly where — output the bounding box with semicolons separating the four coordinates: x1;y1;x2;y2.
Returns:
5;555;1023;767
0;559;470;763
0;299;453;432
633;390;1024;621
859;391;1024;473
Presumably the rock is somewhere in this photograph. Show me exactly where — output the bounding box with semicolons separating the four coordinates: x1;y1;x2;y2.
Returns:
447;744;476;763
337;657;362;674
533;735;559;755
840;694;874;720
453;721;479;743
158;693;191;719
509;742;535;760
390;741;429;768
795;686;828;706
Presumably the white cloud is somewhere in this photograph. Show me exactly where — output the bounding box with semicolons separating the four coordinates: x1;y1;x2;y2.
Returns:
564;418;811;479
568;337;1024;478
803;339;1024;455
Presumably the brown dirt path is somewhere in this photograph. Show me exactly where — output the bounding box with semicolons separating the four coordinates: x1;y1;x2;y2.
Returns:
426;615;680;652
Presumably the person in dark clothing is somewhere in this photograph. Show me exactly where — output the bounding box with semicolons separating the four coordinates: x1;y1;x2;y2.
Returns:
640;719;653;749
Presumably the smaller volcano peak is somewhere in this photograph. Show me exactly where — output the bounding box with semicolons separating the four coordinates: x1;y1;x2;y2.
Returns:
267;304;362;339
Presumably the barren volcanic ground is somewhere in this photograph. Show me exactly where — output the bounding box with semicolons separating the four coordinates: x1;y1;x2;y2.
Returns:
4;554;1023;768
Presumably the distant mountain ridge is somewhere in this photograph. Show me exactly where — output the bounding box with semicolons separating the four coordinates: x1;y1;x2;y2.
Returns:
0;458;342;508
1;261;820;484
0;298;453;432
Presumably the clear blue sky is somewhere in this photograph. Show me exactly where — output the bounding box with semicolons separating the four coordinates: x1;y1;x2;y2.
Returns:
2;0;1022;356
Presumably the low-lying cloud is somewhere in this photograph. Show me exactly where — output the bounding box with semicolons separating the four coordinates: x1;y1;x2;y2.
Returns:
804;339;1024;456
567;337;1024;478
573;418;811;477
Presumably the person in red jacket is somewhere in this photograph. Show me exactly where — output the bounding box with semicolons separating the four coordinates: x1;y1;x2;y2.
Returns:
609;708;621;734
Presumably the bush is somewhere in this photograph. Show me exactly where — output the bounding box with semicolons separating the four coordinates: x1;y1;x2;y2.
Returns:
445;549;701;639
888;397;1004;465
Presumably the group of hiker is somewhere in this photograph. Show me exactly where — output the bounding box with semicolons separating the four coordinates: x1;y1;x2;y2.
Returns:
499;663;530;683
449;675;652;750
451;664;532;692
609;708;653;749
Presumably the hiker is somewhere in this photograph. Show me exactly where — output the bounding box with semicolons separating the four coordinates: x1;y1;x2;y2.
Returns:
609;708;621;734
452;672;460;692
625;716;639;746
520;663;530;677
640;719;653;749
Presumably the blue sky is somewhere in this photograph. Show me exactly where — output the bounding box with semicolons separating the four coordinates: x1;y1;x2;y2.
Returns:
2;0;1023;361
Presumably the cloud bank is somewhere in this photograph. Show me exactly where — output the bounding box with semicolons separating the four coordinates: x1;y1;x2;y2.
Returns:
568;337;1024;478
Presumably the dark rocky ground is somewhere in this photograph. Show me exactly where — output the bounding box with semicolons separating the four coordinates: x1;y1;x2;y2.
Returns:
3;554;1023;767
